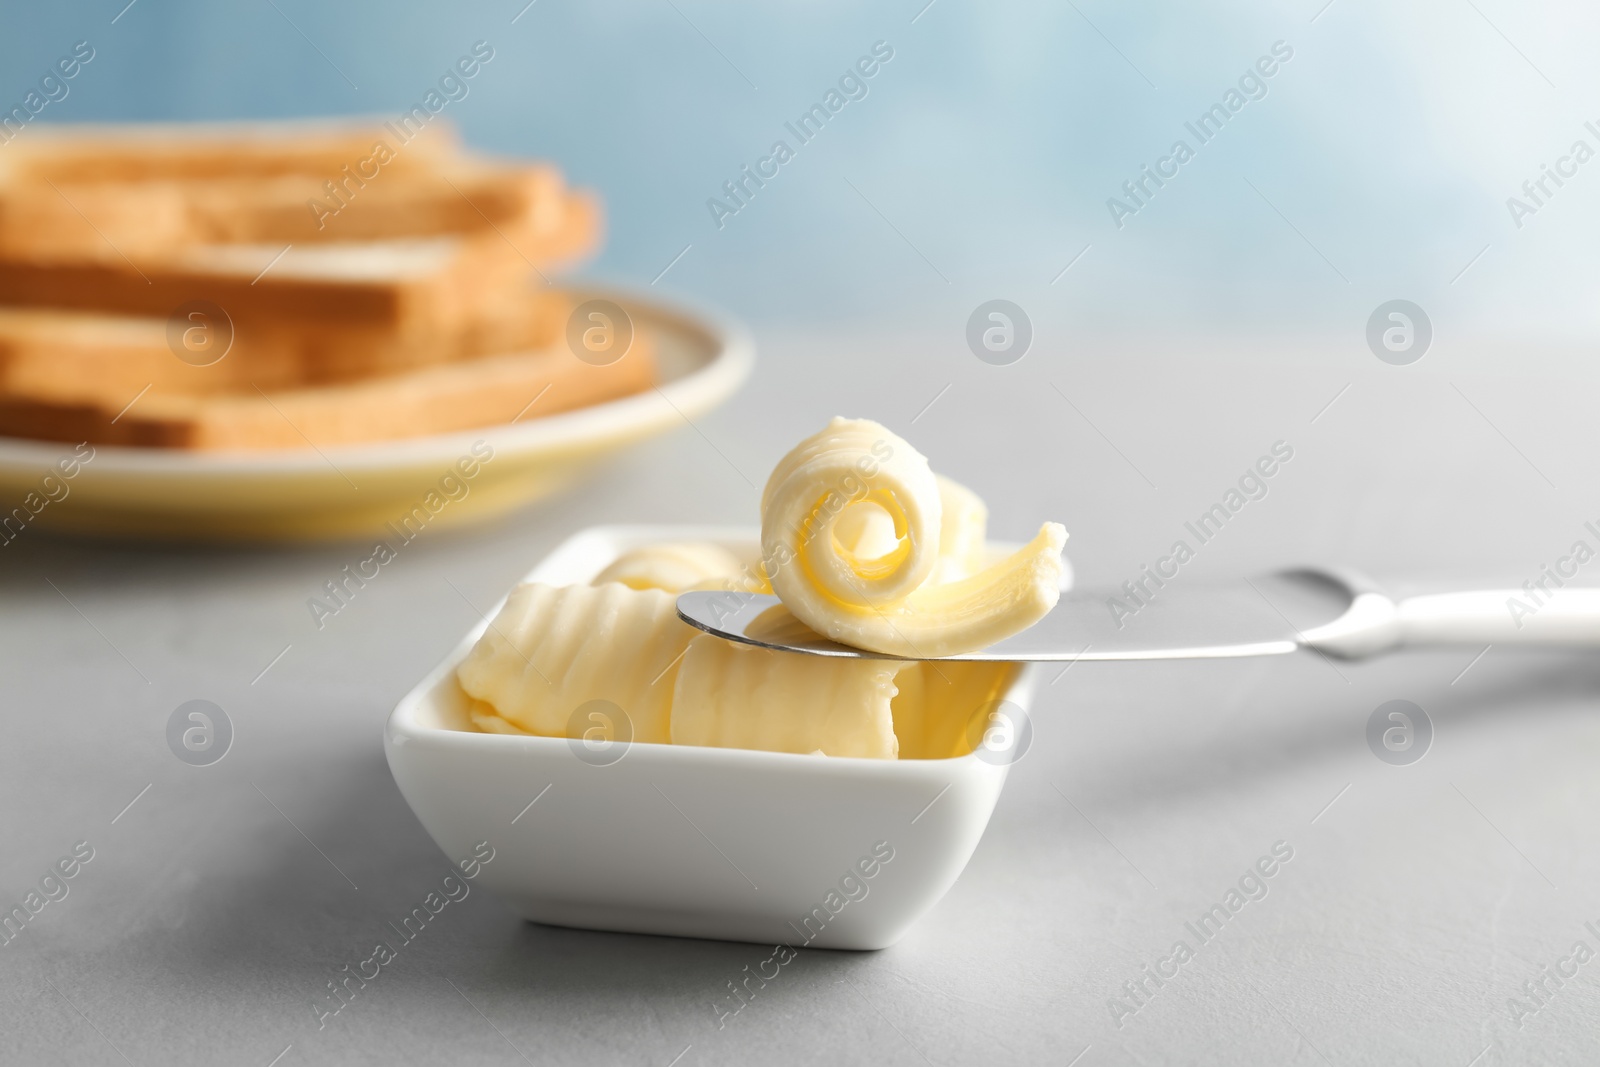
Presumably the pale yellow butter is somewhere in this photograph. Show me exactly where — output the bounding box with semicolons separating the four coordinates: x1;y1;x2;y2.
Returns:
593;542;747;593
671;636;902;759
760;417;1066;657
456;417;1061;758
456;581;695;744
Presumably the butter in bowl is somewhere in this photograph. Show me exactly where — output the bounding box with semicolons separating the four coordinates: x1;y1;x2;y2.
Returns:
386;419;1069;948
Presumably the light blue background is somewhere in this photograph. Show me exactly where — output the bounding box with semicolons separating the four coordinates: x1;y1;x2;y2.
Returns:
5;0;1595;339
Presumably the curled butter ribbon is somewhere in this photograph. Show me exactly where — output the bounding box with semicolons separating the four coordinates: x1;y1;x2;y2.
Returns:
760;416;1066;657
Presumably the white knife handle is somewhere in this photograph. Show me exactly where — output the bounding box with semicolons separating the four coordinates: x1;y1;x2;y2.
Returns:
1396;588;1600;646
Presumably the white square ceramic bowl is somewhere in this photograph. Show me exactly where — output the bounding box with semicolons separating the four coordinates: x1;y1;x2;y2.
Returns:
384;525;1038;950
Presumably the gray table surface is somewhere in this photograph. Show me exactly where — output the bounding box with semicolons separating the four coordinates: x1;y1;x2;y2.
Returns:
4;326;1599;1066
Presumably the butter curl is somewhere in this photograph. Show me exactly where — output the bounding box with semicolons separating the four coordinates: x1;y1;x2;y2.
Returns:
760;417;1066;657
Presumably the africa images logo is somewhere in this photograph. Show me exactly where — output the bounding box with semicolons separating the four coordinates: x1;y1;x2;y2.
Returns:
706;41;895;230
1105;41;1294;229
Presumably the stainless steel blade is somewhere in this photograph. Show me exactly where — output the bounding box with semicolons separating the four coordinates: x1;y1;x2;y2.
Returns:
675;570;1358;661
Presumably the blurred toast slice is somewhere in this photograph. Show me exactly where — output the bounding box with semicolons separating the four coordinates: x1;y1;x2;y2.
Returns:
0;188;596;327
0;157;587;262
0;118;458;183
0;324;656;450
0;192;596;392
0;118;601;384
0;119;596;263
0;282;575;396
0;308;212;399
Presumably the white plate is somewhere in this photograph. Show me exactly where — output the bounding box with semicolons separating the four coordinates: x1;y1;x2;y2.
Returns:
0;287;752;541
384;524;1038;950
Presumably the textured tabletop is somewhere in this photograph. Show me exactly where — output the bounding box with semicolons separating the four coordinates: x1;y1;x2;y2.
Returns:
4;328;1597;1067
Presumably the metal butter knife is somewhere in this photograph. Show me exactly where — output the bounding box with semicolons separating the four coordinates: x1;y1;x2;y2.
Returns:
677;570;1600;661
